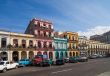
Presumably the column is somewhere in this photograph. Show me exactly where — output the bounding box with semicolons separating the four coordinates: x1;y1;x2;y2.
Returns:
18;39;22;46
67;51;70;58
26;39;29;48
7;51;12;61
26;51;29;59
19;51;21;60
53;51;55;61
47;51;49;59
7;37;10;45
33;51;37;56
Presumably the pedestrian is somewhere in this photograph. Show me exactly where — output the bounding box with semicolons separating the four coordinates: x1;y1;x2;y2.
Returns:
49;58;52;67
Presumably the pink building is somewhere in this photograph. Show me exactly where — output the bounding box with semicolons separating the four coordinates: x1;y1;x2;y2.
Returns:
25;18;54;59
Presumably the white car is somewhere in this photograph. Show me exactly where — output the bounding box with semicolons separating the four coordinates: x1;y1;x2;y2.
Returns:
0;61;19;73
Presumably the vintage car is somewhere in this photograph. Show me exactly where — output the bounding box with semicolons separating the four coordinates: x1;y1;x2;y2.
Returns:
0;61;19;73
56;58;65;65
18;59;32;67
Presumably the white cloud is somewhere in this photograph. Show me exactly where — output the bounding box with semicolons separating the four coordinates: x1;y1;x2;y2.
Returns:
78;26;110;38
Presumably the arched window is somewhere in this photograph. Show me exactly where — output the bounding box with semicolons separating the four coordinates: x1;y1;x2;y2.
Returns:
69;52;72;57
73;52;75;57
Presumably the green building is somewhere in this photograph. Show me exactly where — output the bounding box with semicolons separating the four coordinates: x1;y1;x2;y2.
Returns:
54;37;68;59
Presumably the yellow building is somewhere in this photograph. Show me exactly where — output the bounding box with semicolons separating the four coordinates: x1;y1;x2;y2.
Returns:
60;32;79;57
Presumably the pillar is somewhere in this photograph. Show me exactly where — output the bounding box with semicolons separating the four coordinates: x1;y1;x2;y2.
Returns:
7;51;13;61
53;51;55;61
19;51;21;60
27;51;29;59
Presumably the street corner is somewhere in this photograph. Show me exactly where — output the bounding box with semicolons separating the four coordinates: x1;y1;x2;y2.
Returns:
97;71;110;76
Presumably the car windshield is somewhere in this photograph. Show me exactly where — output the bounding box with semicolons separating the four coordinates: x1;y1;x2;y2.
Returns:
0;62;4;65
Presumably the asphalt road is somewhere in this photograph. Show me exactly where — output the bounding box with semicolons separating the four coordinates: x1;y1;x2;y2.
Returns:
1;58;110;76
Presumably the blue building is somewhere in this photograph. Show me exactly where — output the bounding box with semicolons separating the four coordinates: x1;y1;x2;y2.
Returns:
54;37;68;59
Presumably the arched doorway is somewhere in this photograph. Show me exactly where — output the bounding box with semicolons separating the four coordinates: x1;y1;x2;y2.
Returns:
55;52;59;59
60;52;63;58
76;52;79;57
1;52;8;61
73;52;75;57
29;51;34;60
12;51;19;61
37;52;42;55
69;52;72;57
21;51;27;59
49;52;53;59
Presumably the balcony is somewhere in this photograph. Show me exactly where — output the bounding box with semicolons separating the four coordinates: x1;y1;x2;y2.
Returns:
35;26;54;32
36;47;54;51
35;35;54;40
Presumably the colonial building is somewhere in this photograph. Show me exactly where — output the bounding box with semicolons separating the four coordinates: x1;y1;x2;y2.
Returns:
78;36;88;56
79;36;110;56
25;18;55;60
60;32;79;57
54;32;68;59
0;30;36;61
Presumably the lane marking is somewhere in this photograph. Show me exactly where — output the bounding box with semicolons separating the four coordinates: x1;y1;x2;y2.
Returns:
52;69;72;74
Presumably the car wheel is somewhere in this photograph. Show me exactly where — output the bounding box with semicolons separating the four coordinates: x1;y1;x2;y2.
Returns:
15;65;18;69
2;68;7;73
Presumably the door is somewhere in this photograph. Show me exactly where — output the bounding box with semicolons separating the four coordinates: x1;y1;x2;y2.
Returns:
6;62;10;69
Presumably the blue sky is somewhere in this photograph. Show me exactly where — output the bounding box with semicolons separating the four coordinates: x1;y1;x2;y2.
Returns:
1;0;110;37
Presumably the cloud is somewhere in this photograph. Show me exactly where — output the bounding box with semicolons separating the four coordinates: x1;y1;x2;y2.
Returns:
78;26;110;38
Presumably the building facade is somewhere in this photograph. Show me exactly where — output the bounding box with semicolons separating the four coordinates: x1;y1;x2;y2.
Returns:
79;36;110;57
25;18;55;60
54;37;68;59
60;32;79;57
0;30;36;61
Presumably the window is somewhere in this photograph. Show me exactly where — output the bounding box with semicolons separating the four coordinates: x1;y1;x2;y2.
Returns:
1;38;7;48
6;62;9;64
22;40;26;48
13;39;18;47
29;40;33;47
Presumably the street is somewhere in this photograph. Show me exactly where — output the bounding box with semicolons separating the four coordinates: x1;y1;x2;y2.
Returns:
1;58;110;76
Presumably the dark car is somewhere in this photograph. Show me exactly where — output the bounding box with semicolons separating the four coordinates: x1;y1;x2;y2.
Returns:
64;57;69;63
56;58;65;65
69;57;78;63
78;56;88;62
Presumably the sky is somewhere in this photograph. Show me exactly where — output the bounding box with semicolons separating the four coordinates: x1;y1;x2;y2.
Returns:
1;0;110;38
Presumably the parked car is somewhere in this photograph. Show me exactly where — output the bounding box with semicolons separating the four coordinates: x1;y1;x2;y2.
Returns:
64;57;69;63
69;57;78;63
18;59;32;67
78;56;88;62
89;54;98;59
97;54;103;58
56;58;65;65
0;61;19;73
32;55;50;66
